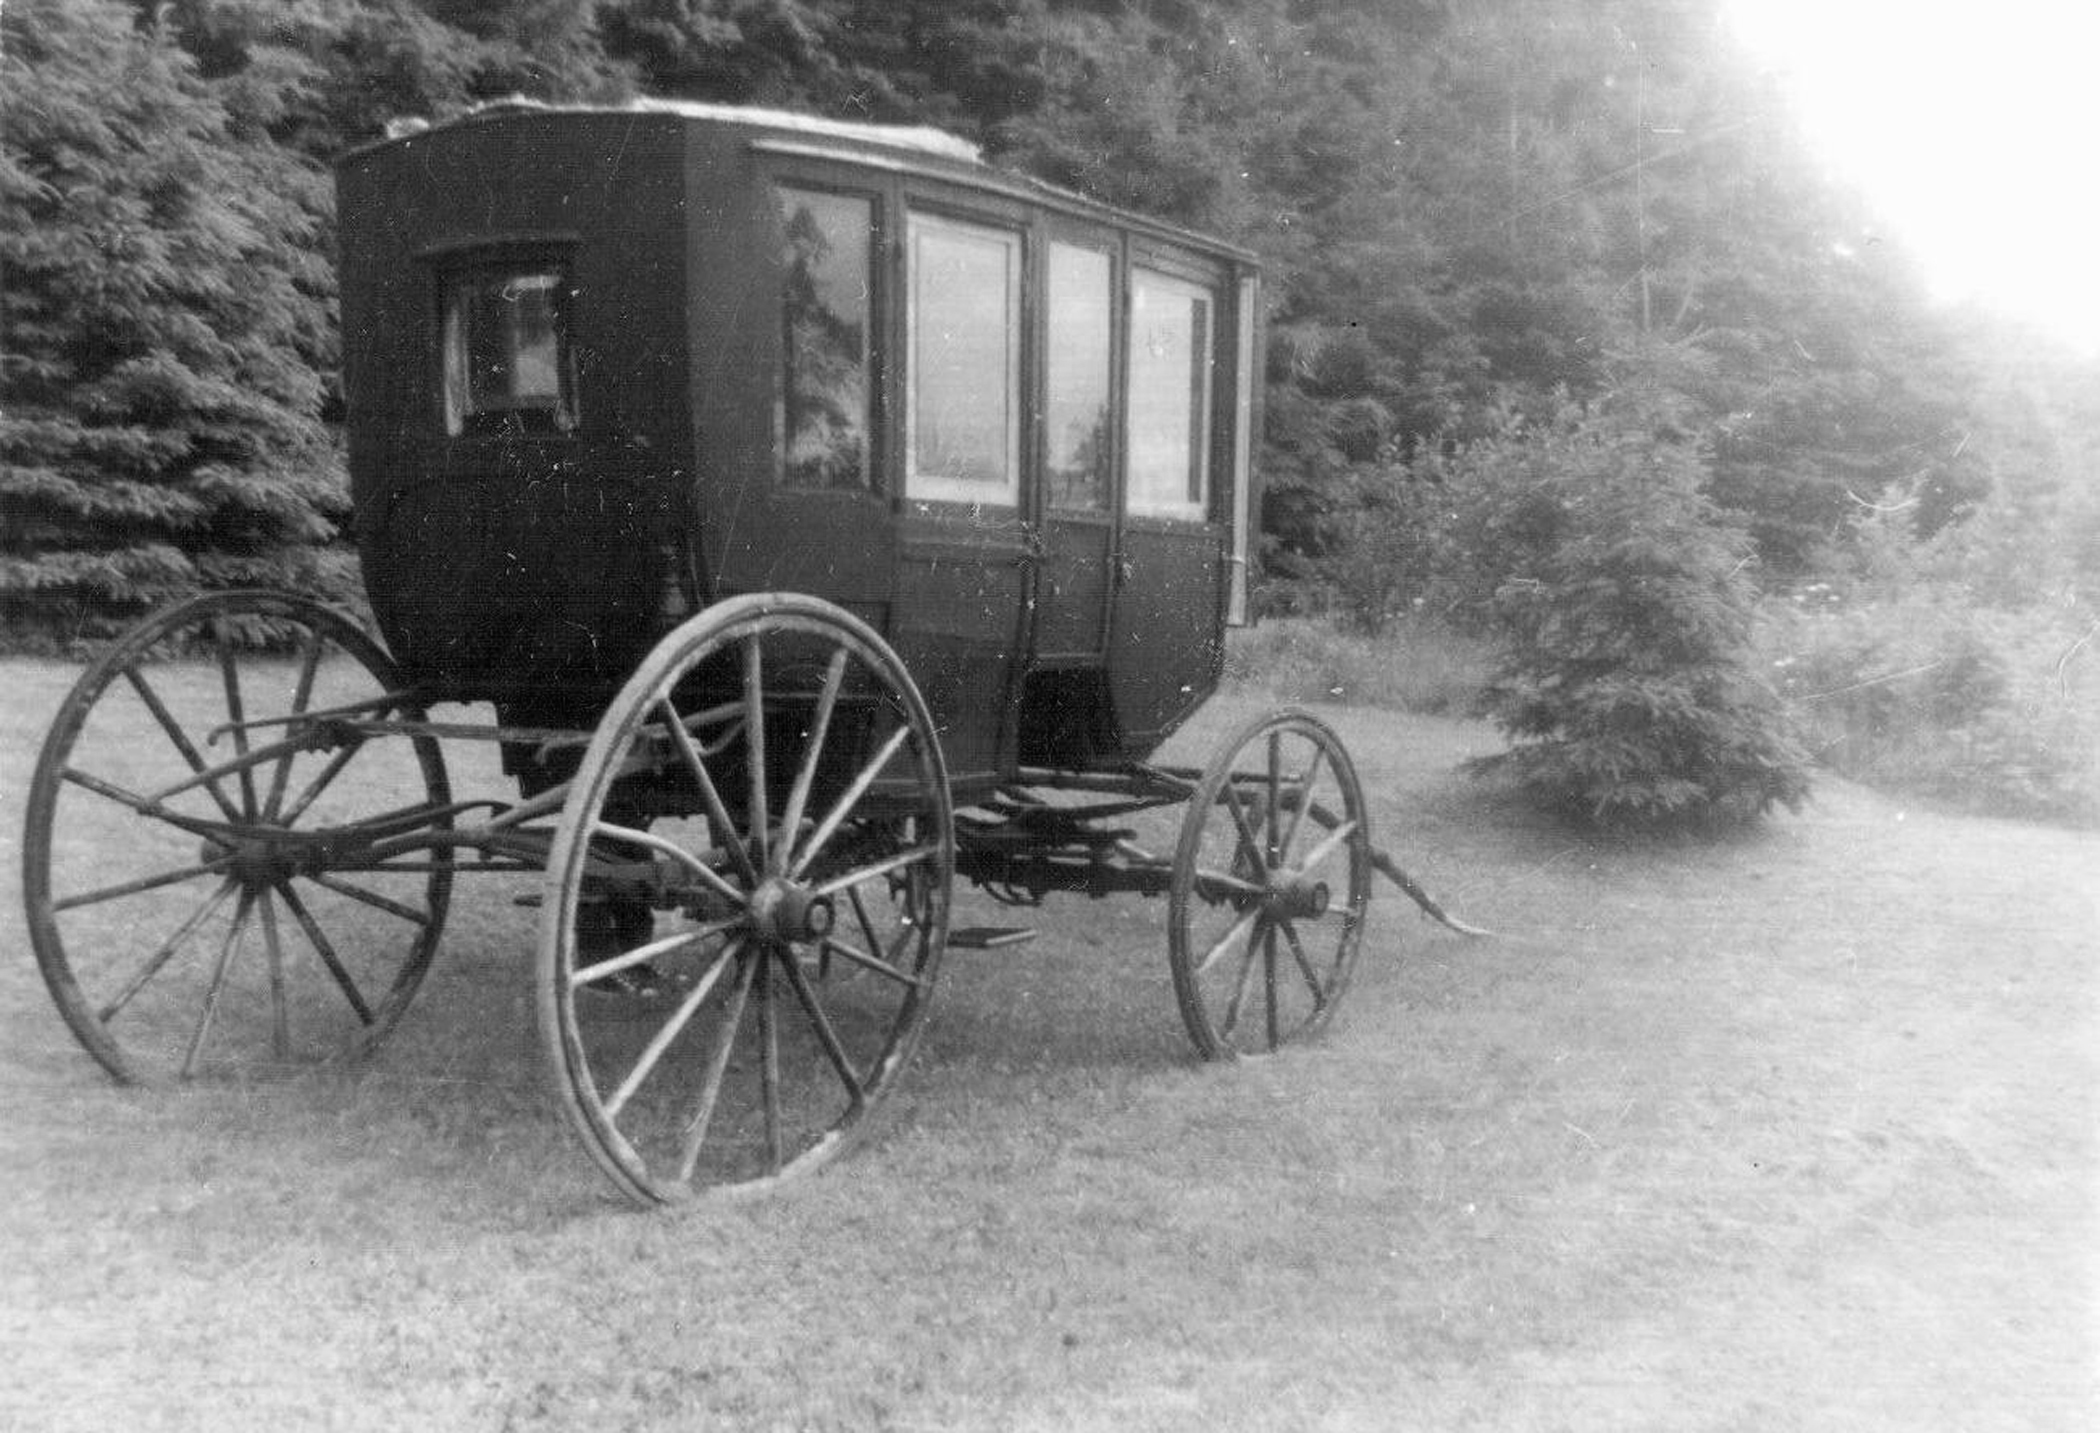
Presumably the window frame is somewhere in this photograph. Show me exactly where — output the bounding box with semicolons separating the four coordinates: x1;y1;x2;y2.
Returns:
1040;234;1120;519
902;208;1026;511
770;179;884;494
433;244;582;440
1123;262;1220;524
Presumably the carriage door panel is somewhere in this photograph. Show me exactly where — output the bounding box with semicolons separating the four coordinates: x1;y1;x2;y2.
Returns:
1107;267;1225;749
1034;241;1115;658
706;182;894;613
888;211;1030;787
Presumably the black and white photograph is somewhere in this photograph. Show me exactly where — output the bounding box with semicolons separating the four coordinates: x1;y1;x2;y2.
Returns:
2;2;2093;1428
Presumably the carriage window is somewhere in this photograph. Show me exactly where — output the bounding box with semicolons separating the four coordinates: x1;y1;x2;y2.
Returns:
777;187;873;490
1045;244;1112;512
442;266;577;437
907;214;1020;506
1126;269;1214;520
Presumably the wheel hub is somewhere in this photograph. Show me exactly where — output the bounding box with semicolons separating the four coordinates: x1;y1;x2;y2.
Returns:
203;829;302;889
1265;874;1330;922
748;877;835;944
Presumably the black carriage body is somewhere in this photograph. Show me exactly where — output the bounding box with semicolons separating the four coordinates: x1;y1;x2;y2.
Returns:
337;101;1262;793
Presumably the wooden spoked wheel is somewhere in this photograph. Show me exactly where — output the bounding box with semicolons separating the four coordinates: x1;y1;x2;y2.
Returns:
22;590;452;1084
539;594;953;1204
1168;709;1370;1059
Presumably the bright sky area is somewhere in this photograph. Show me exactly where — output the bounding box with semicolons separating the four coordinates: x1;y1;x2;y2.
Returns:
1723;0;2100;354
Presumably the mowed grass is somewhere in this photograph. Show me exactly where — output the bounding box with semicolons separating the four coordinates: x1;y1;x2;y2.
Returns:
2;653;2095;1431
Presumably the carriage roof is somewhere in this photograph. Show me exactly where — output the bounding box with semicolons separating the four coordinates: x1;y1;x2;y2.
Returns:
342;97;1260;265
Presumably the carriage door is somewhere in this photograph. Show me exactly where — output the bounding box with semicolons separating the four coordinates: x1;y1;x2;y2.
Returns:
1032;238;1117;658
1106;261;1228;747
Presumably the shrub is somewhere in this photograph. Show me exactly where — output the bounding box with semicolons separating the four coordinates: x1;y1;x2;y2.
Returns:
1224;615;1495;715
0;0;356;650
1462;408;1812;828
1766;589;2100;822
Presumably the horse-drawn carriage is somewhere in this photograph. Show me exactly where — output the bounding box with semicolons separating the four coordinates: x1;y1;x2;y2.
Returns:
25;101;1455;1205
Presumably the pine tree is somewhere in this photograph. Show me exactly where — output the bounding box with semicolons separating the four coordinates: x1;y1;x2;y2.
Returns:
1462;403;1813;828
0;0;355;647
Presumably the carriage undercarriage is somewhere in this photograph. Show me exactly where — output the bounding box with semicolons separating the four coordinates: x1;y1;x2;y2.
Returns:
24;589;1409;1206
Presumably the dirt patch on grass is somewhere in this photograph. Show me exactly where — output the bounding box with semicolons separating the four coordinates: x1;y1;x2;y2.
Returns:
3;666;2094;1430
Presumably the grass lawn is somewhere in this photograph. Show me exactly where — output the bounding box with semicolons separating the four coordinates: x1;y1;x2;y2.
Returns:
3;655;2094;1431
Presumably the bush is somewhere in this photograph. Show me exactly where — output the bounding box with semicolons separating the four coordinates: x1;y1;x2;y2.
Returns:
0;0;357;650
1225;615;1494;715
1461;408;1812;828
1766;588;2100;822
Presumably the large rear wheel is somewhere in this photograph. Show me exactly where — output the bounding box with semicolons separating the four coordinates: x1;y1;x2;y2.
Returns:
22;590;452;1084
539;595;953;1204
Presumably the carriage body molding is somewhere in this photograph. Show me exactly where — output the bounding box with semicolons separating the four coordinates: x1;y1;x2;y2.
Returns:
336;100;1263;791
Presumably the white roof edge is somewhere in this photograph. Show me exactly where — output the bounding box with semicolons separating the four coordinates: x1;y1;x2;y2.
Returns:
628;98;983;164
441;96;983;165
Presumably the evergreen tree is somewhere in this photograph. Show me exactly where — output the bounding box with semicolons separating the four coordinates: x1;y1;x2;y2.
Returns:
0;0;353;645
1461;403;1813;827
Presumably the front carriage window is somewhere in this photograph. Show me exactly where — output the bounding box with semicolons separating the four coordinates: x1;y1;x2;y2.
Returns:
1045;243;1113;512
907;214;1020;507
442;266;577;437
1126;269;1214;520
777;187;874;490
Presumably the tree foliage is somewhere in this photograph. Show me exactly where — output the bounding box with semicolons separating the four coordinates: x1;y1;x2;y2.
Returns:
2;0;2082;663
0;0;353;645
1458;404;1813;827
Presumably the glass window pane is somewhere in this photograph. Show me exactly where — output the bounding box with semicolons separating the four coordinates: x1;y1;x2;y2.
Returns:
442;268;576;436
1127;269;1213;519
908;215;1019;505
1045;244;1112;512
777;187;873;490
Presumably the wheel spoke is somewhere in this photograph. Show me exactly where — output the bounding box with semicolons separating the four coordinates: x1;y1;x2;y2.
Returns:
809;840;940;898
275;738;368;828
790;724;913;880
96;878;240;1024
1263;923;1281;1051
674;948;759;1183
264;631;326;821
1265;731;1282;865
214;624;261;819
258;888;291;1060
590;819;745;908
1273;745;1327;867
602;941;738;1120
570;917;739;991
55;856;235;913
776;647;849;874
656;698;760;888
304;872;431;927
1217;781;1268;878
815;935;925;989
273;880;374;1025
743;637;770;875
1195;905;1263;979
1218;917;1267;1040
181;888;255;1078
846;886;886;968
59;766;223;835
1292;819;1358;879
124;668;243;823
758;949;783;1173
1277;919;1327;1009
776;944;865;1103
1189;866;1266;902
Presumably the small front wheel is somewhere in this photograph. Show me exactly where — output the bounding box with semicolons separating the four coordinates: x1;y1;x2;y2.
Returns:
1168;709;1370;1059
539;594;953;1204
